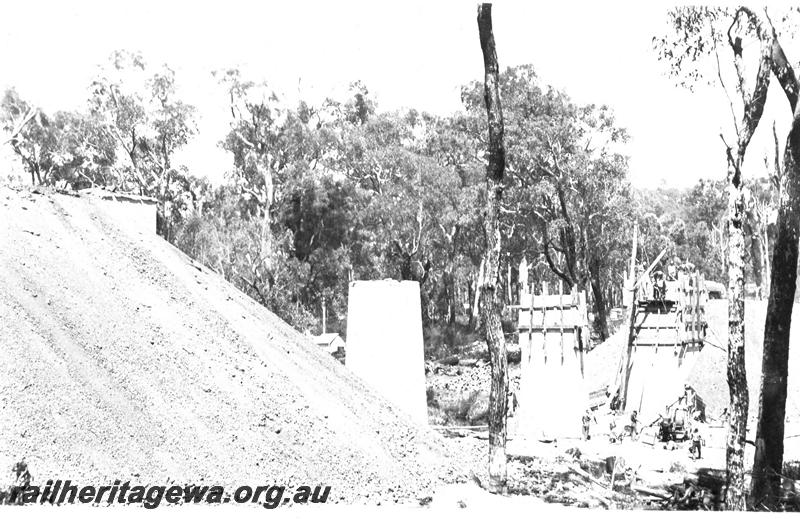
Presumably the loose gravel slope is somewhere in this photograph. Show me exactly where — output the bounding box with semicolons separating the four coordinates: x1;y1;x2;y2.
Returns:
0;188;464;504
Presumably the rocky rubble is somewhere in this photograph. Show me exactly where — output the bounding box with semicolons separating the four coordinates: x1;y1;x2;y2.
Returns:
426;360;522;413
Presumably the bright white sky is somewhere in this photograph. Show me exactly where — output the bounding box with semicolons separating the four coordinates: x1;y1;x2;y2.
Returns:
1;0;795;188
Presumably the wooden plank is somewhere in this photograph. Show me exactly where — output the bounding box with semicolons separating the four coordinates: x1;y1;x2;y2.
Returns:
432;425;488;430
620;222;638;411
508;301;582;310
512;294;583;309
699;274;707;308
517;309;586;330
635;312;680;328
574;285;585;377
678;277;685;346
542;281;549;364
631;485;671;500
673;297;680;357
686;274;697;342
519;325;581;334
559;280;565;365
634;328;681;345
694;272;701;346
579;290;590;341
528;281;534;365
537;294;581;308
654;305;661;354
632;248;668;291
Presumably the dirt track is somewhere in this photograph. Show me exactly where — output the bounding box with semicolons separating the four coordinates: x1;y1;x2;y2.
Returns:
0;187;473;504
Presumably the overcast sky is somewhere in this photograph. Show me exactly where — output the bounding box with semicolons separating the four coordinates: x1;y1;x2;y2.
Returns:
1;1;794;188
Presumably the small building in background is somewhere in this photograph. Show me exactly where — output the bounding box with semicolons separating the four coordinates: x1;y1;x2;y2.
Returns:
705;280;726;300
312;333;345;355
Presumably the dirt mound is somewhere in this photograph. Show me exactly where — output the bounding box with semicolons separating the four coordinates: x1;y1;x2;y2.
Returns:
0;187;465;504
687;299;800;425
583;329;627;394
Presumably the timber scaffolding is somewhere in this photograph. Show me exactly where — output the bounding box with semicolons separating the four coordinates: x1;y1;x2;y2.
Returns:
512;281;591;439
627;273;707;347
614;270;708;423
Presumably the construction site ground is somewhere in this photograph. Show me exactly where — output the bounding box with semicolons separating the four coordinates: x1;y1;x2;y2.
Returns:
3;186;800;509
425;298;800;509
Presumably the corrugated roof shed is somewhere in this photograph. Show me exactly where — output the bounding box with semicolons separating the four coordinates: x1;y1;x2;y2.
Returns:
313;332;344;346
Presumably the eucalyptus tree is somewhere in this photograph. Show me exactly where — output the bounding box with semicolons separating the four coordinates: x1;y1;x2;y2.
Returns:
655;6;800;508
461;65;632;340
477;3;509;494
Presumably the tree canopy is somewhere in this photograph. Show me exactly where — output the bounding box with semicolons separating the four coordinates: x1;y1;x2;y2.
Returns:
2;52;751;350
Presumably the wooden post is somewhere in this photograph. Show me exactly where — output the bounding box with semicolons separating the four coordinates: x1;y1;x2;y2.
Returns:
580;290;589;354
322;297;327;335
507;260;513;305
619;223;638;411
518;257;528;303
694;272;701;347
673;279;680;359
528;281;534;364
541;281;549;364
654;308;660;354
574;285;585;377
634;248;668;290
693;274;699;346
559;280;565;364
699;274;706;341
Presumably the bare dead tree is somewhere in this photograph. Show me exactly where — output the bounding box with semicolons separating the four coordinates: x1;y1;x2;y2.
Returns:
477;2;508;494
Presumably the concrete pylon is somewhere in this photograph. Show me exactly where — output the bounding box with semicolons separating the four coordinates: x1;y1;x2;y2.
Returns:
516;287;589;440
346;280;427;423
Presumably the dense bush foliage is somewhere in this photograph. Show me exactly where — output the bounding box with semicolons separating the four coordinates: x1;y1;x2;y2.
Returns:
2;52;772;341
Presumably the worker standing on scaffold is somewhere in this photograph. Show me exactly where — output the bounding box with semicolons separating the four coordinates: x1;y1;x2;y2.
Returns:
667;257;679;281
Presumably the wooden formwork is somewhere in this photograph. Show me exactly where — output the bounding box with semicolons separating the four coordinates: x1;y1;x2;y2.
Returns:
514;282;590;440
617;271;708;422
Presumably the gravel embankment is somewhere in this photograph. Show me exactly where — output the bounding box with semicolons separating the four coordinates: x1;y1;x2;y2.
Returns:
0;188;476;505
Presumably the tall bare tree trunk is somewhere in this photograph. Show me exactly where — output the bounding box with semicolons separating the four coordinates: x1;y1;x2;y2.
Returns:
752;31;800;508
753;110;800;509
724;154;749;511
445;270;457;326
477;3;508;494
470;259;484;331
762;224;770;299
748;224;764;298
721;11;772;509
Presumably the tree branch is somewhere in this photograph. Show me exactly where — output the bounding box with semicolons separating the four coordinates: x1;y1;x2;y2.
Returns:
715;47;740;136
732;9;772;165
542;233;573;286
765;13;799;112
